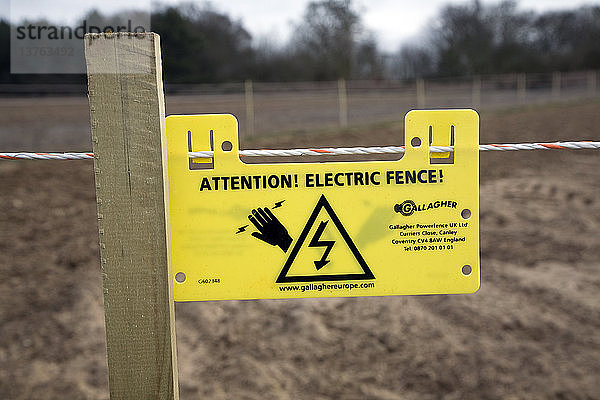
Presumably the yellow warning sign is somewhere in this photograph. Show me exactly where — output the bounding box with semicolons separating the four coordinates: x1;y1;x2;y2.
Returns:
165;110;480;301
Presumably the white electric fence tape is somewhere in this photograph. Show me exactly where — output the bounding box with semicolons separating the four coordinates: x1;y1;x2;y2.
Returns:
1;142;599;160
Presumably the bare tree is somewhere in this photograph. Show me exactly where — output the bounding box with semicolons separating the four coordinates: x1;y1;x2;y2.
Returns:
291;0;379;80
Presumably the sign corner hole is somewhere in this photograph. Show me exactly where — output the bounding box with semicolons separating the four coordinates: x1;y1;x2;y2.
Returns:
175;272;186;283
461;208;471;219
221;141;233;152
461;265;472;276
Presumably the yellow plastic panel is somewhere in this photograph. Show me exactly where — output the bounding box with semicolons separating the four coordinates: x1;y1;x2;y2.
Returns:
166;110;479;301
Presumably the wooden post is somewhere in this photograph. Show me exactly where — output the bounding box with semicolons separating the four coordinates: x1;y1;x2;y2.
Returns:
416;78;425;108
588;70;597;96
337;78;348;128
552;71;561;99
472;75;481;108
517;73;526;102
85;33;178;400
245;79;255;137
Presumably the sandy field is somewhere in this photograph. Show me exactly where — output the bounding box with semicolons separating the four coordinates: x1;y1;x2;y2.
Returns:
1;99;599;399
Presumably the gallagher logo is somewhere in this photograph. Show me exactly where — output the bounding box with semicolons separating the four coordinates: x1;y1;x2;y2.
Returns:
394;200;458;216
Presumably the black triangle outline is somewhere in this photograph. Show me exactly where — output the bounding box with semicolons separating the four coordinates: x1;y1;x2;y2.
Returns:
276;194;375;283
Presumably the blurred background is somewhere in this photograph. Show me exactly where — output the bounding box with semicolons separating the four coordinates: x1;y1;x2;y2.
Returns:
0;1;599;399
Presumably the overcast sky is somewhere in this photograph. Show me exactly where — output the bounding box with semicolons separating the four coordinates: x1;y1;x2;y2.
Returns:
2;0;598;51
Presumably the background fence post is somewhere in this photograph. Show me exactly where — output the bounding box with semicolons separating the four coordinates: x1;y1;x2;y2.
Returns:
552;71;561;99
588;70;597;96
338;78;348;128
416;78;425;108
245;79;255;137
517;73;526;102
472;75;481;108
84;32;179;400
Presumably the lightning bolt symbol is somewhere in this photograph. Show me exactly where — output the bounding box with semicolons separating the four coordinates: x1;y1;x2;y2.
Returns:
236;224;249;234
273;200;285;209
308;220;335;270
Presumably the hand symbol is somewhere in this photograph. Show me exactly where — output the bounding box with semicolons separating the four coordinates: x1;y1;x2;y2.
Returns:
248;207;293;252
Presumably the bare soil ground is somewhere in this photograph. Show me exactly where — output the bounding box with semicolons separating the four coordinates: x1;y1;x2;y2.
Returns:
1;100;599;399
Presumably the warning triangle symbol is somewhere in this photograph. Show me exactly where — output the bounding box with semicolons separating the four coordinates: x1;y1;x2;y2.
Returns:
276;194;375;283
